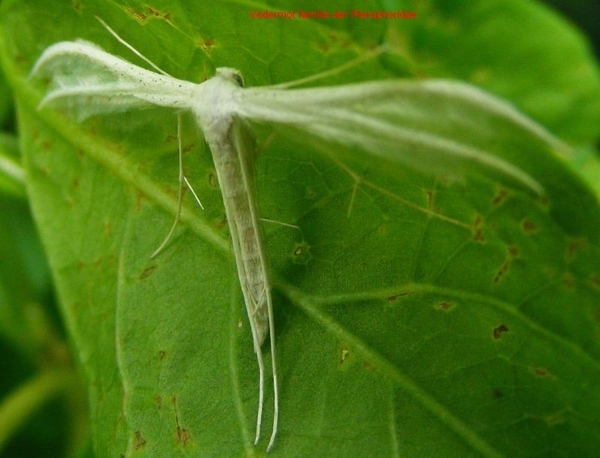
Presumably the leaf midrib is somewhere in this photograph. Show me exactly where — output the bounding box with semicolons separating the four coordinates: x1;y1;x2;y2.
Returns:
277;279;600;456
279;281;505;458
296;281;600;372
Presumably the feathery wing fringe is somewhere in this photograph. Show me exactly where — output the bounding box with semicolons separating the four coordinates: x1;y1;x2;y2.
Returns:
30;40;195;120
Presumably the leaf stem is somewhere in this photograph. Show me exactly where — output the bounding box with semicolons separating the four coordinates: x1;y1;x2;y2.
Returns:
0;132;26;197
0;368;74;451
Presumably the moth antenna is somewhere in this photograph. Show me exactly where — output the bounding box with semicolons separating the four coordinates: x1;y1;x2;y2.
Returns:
95;16;172;77
269;43;390;89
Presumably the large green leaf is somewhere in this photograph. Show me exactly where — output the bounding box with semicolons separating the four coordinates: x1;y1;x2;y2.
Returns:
1;0;600;456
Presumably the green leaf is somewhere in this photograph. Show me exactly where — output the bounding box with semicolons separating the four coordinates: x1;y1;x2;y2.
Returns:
1;0;600;457
394;0;600;145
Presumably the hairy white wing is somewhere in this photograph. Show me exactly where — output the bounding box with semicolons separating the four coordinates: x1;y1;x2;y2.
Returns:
238;80;552;195
30;40;197;120
31;40;549;195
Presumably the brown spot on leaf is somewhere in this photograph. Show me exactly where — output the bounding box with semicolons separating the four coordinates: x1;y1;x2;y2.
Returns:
317;41;331;53
472;214;485;242
104;221;112;239
305;188;316;199
127;7;147;21
334;32;352;48
492;388;504;399
135;192;146;212
522;220;537;233
566;238;587;261
562;273;575;289
590;274;600;289
158;350;166;360
493;324;509;340
492;188;508;206
154;395;162;409
386;292;409;303
493;261;509;284
147;6;171;21
176;427;190;445
435;301;453;311
317;31;351;52
200;38;215;53
134;431;146;450
546;412;565;425
493;245;518;283
140;265;157;280
362;360;375;371
531;367;554;379
171;396;191;445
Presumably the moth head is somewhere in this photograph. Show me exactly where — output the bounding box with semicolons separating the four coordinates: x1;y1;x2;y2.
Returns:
215;67;244;87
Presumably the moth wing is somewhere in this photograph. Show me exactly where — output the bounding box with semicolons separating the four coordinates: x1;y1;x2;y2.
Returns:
238;80;560;195
31;40;196;120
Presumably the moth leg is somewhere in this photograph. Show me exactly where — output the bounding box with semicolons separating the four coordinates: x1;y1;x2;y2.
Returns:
251;320;266;445
260;217;298;230
151;113;195;258
266;298;279;452
251;286;279;451
183;176;204;210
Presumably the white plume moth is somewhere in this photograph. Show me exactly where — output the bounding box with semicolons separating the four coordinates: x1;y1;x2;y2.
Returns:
30;18;544;453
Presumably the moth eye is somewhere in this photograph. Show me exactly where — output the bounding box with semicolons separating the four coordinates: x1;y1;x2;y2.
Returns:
232;72;244;87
